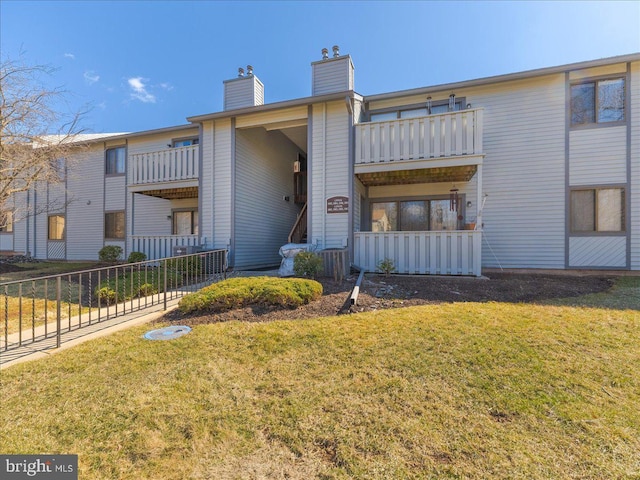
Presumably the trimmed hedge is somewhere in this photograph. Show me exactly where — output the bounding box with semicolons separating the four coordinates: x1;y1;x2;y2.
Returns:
178;276;323;314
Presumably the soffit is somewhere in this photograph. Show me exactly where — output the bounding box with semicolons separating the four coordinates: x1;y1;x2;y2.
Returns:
356;165;477;187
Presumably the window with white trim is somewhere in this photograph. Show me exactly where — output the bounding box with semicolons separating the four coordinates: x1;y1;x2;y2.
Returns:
570;187;625;233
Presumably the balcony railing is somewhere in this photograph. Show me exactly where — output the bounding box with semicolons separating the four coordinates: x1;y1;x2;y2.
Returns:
131;235;199;260
353;230;482;276
129;145;199;185
355;109;483;166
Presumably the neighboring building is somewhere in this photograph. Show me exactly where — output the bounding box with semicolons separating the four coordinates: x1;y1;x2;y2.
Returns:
2;49;639;276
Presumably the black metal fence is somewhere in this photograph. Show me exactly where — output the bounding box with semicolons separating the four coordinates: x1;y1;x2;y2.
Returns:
1;249;227;352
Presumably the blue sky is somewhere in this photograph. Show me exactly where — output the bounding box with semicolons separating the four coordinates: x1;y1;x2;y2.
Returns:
2;0;639;133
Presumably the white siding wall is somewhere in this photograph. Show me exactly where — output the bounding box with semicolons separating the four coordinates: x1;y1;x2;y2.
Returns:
224;76;264;110
131;195;171;236
569;127;627;185
632;61;640;270
127;129;198;156
234;128;301;268
468;76;566;268
65;145;105;260
569;237;626;267
312;56;354;96
367;75;567;269
201;119;233;250
309;101;351;249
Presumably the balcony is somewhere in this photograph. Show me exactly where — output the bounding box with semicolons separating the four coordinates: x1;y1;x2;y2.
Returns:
353;230;481;276
131;235;199;260
129;145;199;193
355;109;483;180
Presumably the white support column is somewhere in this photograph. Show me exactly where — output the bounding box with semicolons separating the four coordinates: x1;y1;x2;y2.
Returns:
475;163;483;276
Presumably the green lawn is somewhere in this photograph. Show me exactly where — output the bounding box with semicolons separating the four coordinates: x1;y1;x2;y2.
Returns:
1;294;638;479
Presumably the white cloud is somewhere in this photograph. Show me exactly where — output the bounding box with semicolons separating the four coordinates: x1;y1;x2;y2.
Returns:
64;53;75;60
84;70;100;84
127;77;156;103
159;82;174;91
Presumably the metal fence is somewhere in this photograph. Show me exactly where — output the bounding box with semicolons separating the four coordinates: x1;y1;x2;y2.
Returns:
1;249;227;353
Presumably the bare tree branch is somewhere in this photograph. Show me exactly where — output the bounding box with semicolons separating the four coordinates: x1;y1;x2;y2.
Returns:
0;55;88;228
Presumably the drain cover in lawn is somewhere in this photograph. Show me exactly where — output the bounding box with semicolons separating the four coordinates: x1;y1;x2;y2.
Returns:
144;326;192;341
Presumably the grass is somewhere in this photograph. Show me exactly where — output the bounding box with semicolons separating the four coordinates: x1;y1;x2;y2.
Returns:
178;276;323;313
0;296;638;478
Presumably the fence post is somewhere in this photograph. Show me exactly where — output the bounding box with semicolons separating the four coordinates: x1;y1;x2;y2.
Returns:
56;276;62;349
163;259;168;311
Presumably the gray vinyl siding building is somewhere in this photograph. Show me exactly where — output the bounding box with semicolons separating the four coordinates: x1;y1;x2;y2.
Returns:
3;50;639;275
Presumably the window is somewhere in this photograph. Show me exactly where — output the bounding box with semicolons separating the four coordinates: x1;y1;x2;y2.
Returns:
570;188;625;233
570;78;625;126
48;215;65;240
105;211;125;239
172;138;199;147
105;147;125;175
369;99;463;122
0;211;13;233
172;210;198;235
371;199;460;232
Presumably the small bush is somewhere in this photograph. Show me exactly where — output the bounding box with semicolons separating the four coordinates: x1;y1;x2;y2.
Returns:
293;252;323;278
137;283;157;297
99;245;123;263
179;276;323;314
377;258;396;276
97;287;116;304
127;251;147;263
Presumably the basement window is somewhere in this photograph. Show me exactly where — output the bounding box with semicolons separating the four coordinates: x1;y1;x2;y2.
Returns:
105;211;125;239
0;211;13;233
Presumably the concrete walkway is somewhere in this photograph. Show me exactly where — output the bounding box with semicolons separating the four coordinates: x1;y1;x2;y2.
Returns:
1;295;183;370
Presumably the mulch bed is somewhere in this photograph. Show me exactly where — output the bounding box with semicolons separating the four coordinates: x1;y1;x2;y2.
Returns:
165;272;615;327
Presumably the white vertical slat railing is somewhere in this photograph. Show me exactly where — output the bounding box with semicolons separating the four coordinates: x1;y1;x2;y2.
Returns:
129;145;199;185
131;235;199;260
353;230;482;276
355;109;483;165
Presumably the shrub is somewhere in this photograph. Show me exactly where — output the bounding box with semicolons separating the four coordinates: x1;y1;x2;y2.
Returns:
377;258;396;276
127;251;147;263
293;251;323;278
99;245;123;263
97;287;116;304
179;276;323;314
137;283;157;297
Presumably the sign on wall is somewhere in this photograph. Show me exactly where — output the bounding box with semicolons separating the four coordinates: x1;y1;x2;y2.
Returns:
327;196;348;214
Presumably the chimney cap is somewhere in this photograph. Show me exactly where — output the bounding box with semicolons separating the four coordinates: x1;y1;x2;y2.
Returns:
332;45;340;57
246;65;254;76
238;67;245;77
321;48;329;60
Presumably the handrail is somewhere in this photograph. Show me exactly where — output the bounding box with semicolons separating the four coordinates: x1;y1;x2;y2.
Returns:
288;202;308;243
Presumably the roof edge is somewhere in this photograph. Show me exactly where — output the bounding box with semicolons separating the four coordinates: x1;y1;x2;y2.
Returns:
364;52;640;102
187;91;358;123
